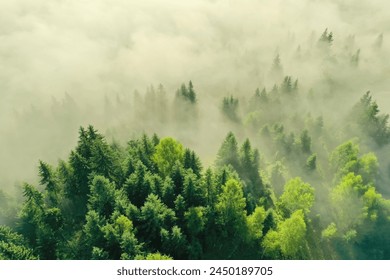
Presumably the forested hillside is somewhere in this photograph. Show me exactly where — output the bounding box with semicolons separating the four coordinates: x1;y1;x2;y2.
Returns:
1;1;390;260
1;77;390;259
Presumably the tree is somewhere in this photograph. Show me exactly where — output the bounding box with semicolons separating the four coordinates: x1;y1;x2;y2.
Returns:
318;28;333;50
263;210;307;259
38;207;63;259
83;210;106;257
38;161;60;206
331;173;365;233
173;81;198;124
63;126;110;221
262;209;278;236
183;148;202;177
362;187;382;221
262;229;281;259
102;215;141;259
221;96;240;122
278;210;307;258
176;81;197;104
185;206;207;237
161;177;176;208
353;92;390;146
139;194;176;250
124;161;153;207
238;138;264;211
321;223;337;240
88;176;118;219
127;134;157;172
135;252;173;260
0;226;36;260
215;132;240;171
18;184;45;248
90;138;118;182
170;162;186;197
305;153;317;172
300;129;311;154
281;76;293;94
216;179;247;240
247;206;266;240
203;168;218;207
278;177;315;216
248;88;268;111
270;53;283;79
161;225;188;259
153;137;184;178
268;161;287;197
358;153;379;184
329;141;359;178
182;172;205;207
188;81;197;104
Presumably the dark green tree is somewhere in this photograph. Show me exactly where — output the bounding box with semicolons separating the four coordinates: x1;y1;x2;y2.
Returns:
221;96;240;122
216;132;240;171
139;194;176;250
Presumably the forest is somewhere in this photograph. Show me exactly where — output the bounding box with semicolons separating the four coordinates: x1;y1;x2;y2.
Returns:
1;72;390;259
1;1;390;260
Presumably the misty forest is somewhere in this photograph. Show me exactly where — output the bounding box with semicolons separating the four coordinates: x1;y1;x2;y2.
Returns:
1;1;390;260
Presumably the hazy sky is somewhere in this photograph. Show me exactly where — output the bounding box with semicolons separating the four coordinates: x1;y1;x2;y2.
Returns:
1;0;389;107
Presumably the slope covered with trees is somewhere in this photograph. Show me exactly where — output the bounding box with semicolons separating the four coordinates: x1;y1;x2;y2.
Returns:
2;107;390;259
1;28;390;260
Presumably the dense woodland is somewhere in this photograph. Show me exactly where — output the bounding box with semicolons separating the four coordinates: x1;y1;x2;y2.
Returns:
1;29;390;260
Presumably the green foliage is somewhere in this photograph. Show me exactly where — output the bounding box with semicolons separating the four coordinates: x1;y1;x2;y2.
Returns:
321;223;337;239
270;53;283;79
353;92;390;146
183;172;205;207
217;135;266;212
8;121;390;260
300;129;311;154
176;81;197;104
280;76;298;95
358;153;379;184
183;148;202;176
268;161;287;197
331;173;365;232
222;96;240;122
19;183;45;248
83;210;106;254
216;132;240;170
139;194;176;249
124;161;154;207
278;210;307;258
185;207;206;237
216;179;247;240
305;153;317;172
318;28;333;47
135;252;173;260
161;225;187;259
247;206;266;240
102;215;141;259
88;176;118;218
38;161;60;206
330;141;359;178
278;177;315;215
0;226;37;260
153;137;184;177
262;229;281;259
262;210;307;259
362;187;382;221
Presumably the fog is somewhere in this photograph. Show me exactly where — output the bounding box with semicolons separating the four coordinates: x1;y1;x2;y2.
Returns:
1;0;390;196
